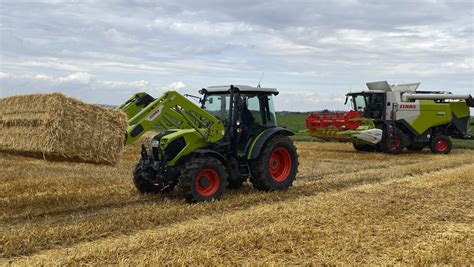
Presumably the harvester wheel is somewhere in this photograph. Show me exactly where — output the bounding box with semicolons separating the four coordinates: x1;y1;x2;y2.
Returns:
133;163;168;193
250;135;298;191
179;156;228;203
381;128;405;154
352;143;375;152
430;135;452;154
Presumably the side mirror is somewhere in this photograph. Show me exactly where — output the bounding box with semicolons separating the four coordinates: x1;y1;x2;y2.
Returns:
344;96;348;105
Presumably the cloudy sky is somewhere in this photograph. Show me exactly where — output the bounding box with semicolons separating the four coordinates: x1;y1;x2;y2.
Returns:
1;0;473;111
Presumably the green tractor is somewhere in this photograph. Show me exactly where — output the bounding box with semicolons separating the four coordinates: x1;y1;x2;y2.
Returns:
117;85;298;202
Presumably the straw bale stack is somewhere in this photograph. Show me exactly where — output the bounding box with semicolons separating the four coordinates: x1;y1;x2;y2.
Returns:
0;93;128;164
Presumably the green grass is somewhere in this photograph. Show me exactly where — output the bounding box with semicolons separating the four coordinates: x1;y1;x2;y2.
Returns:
452;117;474;149
276;113;309;133
452;138;474;149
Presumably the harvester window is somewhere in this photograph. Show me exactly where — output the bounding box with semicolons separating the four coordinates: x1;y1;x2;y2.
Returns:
353;95;366;112
366;93;385;119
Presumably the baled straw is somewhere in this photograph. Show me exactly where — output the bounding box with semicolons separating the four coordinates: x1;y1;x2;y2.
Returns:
0;93;128;164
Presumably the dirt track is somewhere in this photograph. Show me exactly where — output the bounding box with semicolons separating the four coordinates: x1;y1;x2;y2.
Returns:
1;140;473;265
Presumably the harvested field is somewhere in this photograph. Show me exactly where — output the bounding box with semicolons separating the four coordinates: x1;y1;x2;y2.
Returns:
0;140;473;265
0;93;128;165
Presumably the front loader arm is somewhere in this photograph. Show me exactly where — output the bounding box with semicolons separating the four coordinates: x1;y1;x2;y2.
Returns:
116;92;155;119
123;91;225;145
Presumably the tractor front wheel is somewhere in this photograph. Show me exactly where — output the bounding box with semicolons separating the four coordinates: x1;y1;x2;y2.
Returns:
250;135;298;191
133;163;165;193
430;135;452;154
179;157;228;203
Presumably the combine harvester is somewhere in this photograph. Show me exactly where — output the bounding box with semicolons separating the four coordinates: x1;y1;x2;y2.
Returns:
306;81;473;154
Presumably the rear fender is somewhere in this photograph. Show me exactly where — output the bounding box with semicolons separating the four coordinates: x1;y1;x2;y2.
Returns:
246;127;294;160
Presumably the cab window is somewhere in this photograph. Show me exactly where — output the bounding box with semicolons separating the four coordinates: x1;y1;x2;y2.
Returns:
242;94;277;127
203;94;230;122
353;95;366;112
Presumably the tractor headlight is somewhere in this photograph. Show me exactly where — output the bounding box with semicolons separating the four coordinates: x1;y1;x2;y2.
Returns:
151;140;160;148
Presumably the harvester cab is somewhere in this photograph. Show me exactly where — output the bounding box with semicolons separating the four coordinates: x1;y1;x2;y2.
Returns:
117;85;298;203
307;81;473;154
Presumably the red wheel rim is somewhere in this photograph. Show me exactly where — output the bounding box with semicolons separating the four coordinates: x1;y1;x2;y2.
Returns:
435;139;448;152
268;147;292;182
195;169;220;197
386;135;401;151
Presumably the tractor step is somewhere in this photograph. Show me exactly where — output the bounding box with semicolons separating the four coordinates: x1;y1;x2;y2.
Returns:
239;163;251;177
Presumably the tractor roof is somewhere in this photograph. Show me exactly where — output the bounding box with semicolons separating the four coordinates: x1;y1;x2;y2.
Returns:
205;85;279;95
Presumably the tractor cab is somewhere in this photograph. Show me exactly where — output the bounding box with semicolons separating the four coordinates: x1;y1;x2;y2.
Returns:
200;85;279;153
346;91;386;120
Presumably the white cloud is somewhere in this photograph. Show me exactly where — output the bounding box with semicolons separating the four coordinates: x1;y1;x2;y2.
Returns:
61;72;93;83
0;72;185;104
150;18;254;37
104;28;138;45
0;1;472;110
275;92;347;111
164;81;186;90
0;71;348;111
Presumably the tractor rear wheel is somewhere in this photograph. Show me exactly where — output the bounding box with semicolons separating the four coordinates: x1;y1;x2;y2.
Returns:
179;157;228;203
250;135;298;191
133;163;164;193
430;135;452;154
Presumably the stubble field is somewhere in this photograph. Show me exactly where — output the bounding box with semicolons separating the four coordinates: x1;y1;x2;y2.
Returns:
1;138;473;265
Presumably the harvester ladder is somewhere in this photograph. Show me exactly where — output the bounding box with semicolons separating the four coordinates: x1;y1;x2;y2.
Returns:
386;122;398;147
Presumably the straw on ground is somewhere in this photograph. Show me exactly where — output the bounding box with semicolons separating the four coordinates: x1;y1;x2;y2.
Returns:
0;141;472;265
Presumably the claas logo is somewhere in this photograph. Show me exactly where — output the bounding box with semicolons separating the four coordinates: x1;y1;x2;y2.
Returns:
400;104;417;109
146;106;163;121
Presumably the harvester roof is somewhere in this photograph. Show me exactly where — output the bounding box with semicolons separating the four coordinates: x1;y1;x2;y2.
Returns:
205;85;279;95
347;81;421;95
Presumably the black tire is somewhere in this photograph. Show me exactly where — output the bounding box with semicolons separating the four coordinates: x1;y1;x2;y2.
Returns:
430;135;452;154
132;163;163;193
250;135;298;191
380;128;406;154
352;143;376;152
407;143;425;151
178;157;228;203
227;177;247;189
